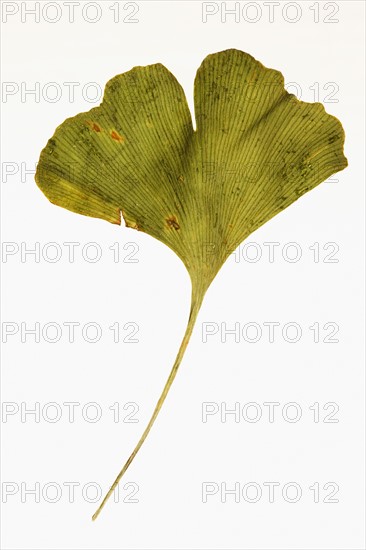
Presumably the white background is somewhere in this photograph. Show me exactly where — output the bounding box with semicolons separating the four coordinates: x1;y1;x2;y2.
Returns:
1;1;365;549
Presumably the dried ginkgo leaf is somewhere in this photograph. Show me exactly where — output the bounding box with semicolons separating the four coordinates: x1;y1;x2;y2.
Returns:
35;49;347;520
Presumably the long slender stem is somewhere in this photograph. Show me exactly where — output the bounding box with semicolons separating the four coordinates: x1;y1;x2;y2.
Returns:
92;284;205;521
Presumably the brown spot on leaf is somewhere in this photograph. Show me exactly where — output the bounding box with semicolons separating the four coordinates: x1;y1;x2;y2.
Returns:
111;130;125;143
177;175;184;183
166;215;180;230
85;120;102;132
